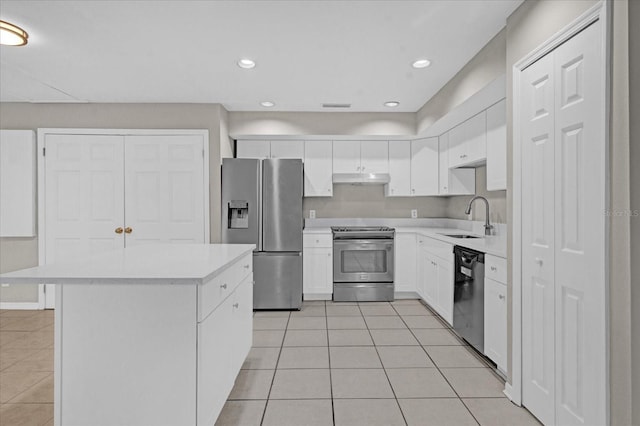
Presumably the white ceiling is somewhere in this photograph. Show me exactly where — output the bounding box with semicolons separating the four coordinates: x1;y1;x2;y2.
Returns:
0;1;522;112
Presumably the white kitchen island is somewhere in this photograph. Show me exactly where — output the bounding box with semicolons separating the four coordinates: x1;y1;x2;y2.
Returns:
0;243;255;426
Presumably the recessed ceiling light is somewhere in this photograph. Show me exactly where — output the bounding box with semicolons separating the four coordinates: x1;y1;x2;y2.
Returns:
237;58;256;69
412;59;431;69
384;101;400;108
260;101;275;107
0;20;28;46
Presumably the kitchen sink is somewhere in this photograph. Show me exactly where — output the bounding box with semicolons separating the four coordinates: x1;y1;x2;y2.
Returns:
441;234;482;239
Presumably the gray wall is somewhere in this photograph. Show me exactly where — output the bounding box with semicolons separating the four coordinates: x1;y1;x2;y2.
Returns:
445;166;507;224
629;0;640;423
0;102;227;303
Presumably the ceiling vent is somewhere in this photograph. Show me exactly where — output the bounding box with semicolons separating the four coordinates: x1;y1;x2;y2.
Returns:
322;103;351;108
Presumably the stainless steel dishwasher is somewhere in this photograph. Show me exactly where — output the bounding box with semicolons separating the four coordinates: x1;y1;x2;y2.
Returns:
453;246;485;353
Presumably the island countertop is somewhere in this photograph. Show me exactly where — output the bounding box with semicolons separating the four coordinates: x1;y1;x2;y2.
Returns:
0;243;255;285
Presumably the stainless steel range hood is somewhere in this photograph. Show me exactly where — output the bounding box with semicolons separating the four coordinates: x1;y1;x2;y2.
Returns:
332;173;390;185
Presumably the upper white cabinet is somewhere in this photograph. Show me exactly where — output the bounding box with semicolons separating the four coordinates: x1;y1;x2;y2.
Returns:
333;140;388;174
448;111;487;168
236;140;271;159
236;140;304;159
385;140;411;197
438;132;475;196
410;138;439;196
0;130;36;237
303;140;333;197
485;99;507;191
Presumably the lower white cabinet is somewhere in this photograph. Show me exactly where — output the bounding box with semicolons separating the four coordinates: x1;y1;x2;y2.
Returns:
197;269;253;426
394;233;417;293
416;236;454;325
484;277;507;373
303;233;333;299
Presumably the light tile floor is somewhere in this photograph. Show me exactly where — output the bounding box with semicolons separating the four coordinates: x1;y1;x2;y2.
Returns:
0;301;541;426
218;300;542;426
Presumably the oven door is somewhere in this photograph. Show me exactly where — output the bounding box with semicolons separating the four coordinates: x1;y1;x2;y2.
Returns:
333;239;394;283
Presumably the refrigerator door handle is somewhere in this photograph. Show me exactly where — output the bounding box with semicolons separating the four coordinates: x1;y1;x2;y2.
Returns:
257;160;263;252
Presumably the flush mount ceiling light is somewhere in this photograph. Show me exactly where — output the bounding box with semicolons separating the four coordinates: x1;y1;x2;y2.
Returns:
260;101;275;107
412;59;431;69
0;20;28;46
384;101;400;108
237;58;256;69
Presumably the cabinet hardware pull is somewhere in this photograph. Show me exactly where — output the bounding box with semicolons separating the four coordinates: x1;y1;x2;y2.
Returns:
233;303;239;308
115;227;124;234
535;257;543;266
220;283;227;289
499;294;505;300
124;227;133;234
491;266;497;271
243;264;250;269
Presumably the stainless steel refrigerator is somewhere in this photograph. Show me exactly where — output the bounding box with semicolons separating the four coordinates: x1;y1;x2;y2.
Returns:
221;158;303;310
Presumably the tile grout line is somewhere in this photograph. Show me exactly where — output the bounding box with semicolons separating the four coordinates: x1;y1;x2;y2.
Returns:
258;310;290;426
360;302;409;426
398;303;482;426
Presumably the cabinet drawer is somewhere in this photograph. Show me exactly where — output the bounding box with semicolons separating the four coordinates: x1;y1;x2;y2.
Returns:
485;255;507;284
417;235;453;262
303;233;332;248
198;257;248;322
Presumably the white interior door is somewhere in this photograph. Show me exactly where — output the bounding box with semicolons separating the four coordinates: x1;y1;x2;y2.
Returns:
44;134;125;308
124;135;205;246
521;52;556;426
520;19;606;426
552;21;606;426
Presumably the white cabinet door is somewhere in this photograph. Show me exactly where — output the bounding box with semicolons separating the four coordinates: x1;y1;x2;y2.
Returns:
484;277;507;372
197;295;232;426
231;276;253;373
435;259;453;325
270;140;304;159
486;99;507;191
236;140;270;159
124;135;205;247
449;111;487;168
303;141;333;197
360;141;388;174
416;241;428;300
394;233;416;293
0;130;36;237
422;252;438;307
44;134;125;265
386;141;411;196
410;138;439;196
332;140;360;173
439;132;475;195
303;247;333;298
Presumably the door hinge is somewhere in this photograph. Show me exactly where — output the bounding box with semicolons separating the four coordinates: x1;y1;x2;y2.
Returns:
43;285;46;293
42;147;46;156
202;149;205;158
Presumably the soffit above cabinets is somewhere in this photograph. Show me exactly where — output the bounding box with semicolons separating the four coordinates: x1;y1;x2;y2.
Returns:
0;0;522;111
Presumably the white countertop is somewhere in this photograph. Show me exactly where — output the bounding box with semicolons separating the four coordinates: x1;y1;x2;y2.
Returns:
0;244;255;285
304;220;507;258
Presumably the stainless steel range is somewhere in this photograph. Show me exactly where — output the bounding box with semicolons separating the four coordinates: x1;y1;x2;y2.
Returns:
331;226;395;302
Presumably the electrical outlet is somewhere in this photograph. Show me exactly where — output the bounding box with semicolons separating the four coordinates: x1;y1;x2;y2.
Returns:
309;210;316;219
411;209;418;219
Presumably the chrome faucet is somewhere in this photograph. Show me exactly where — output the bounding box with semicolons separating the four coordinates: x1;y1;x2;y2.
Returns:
465;196;494;236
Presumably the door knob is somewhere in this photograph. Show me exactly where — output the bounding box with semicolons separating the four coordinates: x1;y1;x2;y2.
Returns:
124;227;133;234
115;227;124;234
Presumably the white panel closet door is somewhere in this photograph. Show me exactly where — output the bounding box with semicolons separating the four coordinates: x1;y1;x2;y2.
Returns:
45;134;125;263
553;20;606;426
124;135;205;246
521;53;556;426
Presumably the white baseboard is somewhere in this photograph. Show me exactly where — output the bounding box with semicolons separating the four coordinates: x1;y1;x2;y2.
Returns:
0;302;43;310
503;383;519;405
394;291;420;299
303;293;332;301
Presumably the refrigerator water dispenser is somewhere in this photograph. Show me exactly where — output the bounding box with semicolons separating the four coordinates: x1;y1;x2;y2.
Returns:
228;201;249;229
